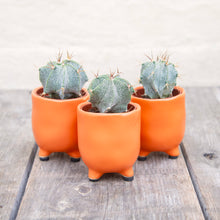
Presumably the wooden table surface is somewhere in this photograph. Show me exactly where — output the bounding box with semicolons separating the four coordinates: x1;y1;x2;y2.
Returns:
0;87;219;220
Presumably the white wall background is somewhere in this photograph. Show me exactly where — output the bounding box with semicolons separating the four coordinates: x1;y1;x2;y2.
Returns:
0;0;219;89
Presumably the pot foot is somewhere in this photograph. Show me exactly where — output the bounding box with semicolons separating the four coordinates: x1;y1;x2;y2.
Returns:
122;176;134;181
120;168;134;182
169;155;179;159
88;169;103;182
70;157;80;162
166;146;180;159
39;149;51;161
67;150;81;160
138;150;150;161
39;156;49;161
89;177;101;182
138;156;147;161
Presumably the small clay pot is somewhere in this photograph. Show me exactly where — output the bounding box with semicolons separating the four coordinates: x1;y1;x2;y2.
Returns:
32;87;89;161
131;86;185;160
77;102;141;181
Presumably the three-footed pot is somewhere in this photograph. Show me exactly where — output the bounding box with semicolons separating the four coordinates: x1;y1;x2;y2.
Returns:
32;87;89;161
131;86;185;160
77;102;141;181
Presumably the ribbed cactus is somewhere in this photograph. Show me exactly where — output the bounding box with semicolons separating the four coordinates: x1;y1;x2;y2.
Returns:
88;71;134;113
39;52;88;99
140;54;178;99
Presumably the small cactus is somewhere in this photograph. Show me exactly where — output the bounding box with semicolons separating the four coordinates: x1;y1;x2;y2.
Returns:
140;53;178;99
88;71;134;113
39;51;88;99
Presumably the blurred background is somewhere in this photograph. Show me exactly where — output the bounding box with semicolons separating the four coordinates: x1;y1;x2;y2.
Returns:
0;0;219;89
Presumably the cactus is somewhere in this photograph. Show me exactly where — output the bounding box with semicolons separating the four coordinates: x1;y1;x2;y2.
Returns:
39;52;88;99
88;71;134;113
140;53;178;99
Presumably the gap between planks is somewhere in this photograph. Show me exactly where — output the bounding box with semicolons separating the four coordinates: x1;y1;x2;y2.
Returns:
9;145;208;219
9;144;207;219
9;143;38;220
180;142;209;220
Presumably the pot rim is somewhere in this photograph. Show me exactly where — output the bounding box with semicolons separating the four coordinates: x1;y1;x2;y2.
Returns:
78;102;141;116
32;86;89;103
132;86;185;102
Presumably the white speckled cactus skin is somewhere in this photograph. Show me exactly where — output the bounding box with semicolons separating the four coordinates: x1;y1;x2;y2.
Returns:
88;72;134;113
140;54;178;99
39;52;88;99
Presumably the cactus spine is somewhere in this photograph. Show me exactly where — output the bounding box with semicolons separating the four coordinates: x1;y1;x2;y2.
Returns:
39;52;88;99
88;71;134;113
140;53;178;99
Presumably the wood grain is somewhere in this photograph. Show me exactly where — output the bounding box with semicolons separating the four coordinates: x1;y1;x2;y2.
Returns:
182;87;220;220
0;90;35;220
17;151;203;219
6;88;220;219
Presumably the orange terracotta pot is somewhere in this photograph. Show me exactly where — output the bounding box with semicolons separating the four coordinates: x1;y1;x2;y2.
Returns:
77;102;141;181
131;86;185;160
32;87;89;161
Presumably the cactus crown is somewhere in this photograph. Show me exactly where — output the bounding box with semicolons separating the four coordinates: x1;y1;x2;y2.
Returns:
39;51;88;99
88;70;134;113
140;53;178;99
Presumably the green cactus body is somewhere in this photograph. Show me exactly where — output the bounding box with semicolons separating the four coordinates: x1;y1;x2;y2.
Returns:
140;59;178;99
39;57;88;99
88;74;134;113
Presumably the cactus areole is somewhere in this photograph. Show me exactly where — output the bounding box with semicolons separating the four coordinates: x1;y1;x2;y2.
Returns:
140;54;178;99
39;52;88;99
88;73;134;113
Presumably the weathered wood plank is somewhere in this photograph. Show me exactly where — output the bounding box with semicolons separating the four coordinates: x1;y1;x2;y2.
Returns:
182;87;220;220
0;90;35;220
17;151;203;219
